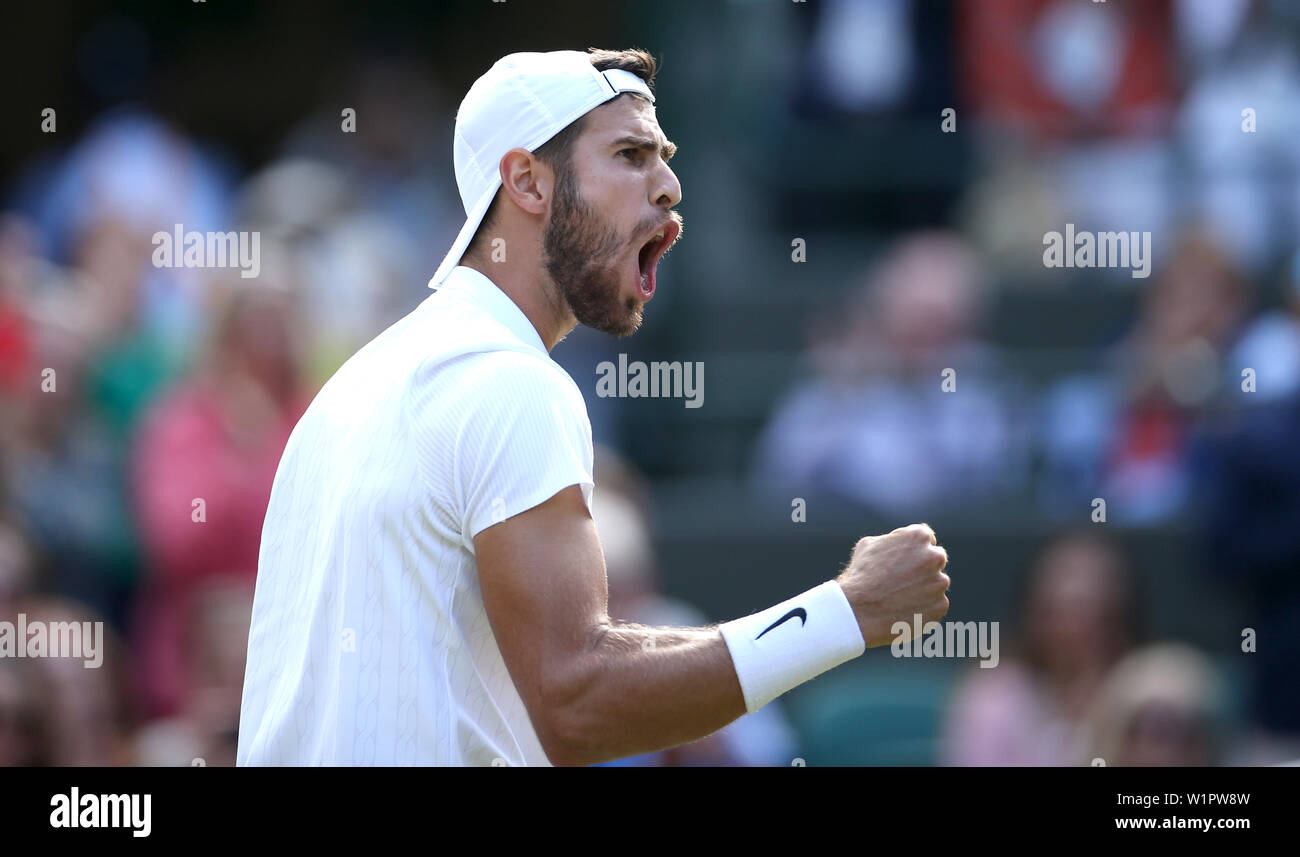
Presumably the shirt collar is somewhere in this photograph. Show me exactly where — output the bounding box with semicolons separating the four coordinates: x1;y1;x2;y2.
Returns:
438;266;548;355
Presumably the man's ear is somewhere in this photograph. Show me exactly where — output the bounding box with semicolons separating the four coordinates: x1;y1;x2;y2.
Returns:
498;148;551;217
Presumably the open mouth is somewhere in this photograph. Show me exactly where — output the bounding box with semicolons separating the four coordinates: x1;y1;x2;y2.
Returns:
635;219;681;300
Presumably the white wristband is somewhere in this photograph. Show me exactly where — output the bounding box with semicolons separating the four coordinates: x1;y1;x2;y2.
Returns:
718;580;866;714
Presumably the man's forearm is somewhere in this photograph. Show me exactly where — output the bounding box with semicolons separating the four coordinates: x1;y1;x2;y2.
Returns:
542;622;747;766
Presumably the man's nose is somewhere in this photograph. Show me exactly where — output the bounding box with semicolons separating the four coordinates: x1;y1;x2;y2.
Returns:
652;163;682;209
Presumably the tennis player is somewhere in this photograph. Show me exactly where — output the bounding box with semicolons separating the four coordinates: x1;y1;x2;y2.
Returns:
237;48;950;766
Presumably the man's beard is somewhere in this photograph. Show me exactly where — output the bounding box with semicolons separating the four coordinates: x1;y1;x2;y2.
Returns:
542;166;646;338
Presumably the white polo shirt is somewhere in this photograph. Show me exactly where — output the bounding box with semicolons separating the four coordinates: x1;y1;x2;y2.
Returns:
238;266;594;766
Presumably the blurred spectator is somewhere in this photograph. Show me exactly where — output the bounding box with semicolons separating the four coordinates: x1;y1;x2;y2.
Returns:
20;596;136;766
278;55;464;314
4;269;140;628
754;231;1027;516
1177;0;1300;271
235;158;414;386
135;580;253;766
959;0;1178;265
1085;643;1226;766
75;214;189;445
0;659;54;767
0;521;52;766
792;0;956;119
7;110;235;355
130;280;309;718
960;0;1175;140
1039;231;1249;522
0;518;35;618
0;217;38;404
1230;249;1300;403
1192;382;1300;760
942;530;1139;765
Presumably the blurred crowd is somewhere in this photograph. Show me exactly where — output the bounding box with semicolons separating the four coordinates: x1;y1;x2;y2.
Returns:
754;0;1300;765
0;52;469;763
2;0;1299;766
752;225;1300;764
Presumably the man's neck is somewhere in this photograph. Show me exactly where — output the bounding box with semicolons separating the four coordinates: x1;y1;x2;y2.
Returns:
461;259;576;352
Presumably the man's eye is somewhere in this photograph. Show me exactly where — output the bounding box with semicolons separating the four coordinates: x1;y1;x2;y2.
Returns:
619;149;642;162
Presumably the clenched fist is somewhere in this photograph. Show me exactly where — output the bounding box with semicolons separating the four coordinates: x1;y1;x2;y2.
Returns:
836;523;950;648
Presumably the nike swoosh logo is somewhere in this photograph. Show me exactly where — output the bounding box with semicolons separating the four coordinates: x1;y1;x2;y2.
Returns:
755;607;807;640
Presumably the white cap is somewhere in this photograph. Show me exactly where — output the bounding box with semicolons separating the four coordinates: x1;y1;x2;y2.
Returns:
428;50;655;290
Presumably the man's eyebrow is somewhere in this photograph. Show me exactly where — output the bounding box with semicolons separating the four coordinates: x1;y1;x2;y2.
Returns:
611;135;677;161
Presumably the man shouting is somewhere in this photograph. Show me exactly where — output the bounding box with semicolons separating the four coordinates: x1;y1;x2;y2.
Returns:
237;48;950;766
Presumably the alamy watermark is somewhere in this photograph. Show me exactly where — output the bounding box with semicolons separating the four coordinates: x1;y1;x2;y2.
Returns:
50;788;150;838
890;613;999;668
595;353;703;409
0;613;104;668
1043;224;1151;279
152;224;261;278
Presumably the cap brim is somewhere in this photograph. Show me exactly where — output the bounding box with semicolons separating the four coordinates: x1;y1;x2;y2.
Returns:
428;182;500;290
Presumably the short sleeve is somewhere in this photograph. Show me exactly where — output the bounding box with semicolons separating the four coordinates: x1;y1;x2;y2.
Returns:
409;349;595;543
